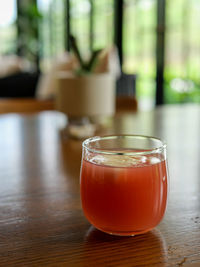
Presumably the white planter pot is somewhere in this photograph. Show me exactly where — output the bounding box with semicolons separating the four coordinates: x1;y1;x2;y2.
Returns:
55;72;116;118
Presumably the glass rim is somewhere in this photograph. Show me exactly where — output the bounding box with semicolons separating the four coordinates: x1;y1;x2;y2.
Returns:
82;135;166;156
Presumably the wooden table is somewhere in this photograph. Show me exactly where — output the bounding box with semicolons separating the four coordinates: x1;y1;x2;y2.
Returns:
0;98;54;114
0;103;200;266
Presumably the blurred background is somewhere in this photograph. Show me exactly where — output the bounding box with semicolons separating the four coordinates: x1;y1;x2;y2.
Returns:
1;0;200;110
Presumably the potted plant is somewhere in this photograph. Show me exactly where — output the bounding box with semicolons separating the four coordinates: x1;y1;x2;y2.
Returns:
55;36;116;138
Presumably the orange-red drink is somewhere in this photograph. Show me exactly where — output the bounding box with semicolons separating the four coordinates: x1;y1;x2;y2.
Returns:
80;136;168;236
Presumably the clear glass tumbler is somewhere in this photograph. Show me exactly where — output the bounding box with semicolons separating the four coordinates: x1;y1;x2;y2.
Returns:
80;135;168;236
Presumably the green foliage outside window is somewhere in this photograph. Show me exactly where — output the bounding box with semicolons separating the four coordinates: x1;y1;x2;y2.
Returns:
1;0;200;104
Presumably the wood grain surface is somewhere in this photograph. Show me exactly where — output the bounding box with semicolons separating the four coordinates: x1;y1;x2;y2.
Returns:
0;103;200;266
0;98;54;114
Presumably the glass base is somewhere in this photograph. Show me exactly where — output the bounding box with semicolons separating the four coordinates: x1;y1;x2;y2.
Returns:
94;225;153;237
63;116;97;139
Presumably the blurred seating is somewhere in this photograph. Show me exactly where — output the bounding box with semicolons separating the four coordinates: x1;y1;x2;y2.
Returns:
0;55;39;98
0;72;40;98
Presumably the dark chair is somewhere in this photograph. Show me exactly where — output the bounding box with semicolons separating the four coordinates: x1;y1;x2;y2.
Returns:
0;72;40;98
116;73;137;111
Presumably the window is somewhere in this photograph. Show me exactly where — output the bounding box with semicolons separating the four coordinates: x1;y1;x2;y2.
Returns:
38;0;66;70
93;0;114;50
70;0;114;55
123;0;156;109
0;0;17;55
2;0;198;104
165;0;200;103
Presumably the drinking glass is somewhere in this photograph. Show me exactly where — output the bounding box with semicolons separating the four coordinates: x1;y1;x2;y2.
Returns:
80;135;168;236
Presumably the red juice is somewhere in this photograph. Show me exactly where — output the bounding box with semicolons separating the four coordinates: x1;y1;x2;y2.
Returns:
80;153;168;236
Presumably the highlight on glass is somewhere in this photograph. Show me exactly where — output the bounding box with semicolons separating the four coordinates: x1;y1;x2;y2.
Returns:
80;135;168;236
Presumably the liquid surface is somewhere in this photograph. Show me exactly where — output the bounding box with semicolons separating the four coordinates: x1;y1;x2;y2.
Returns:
80;154;168;236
